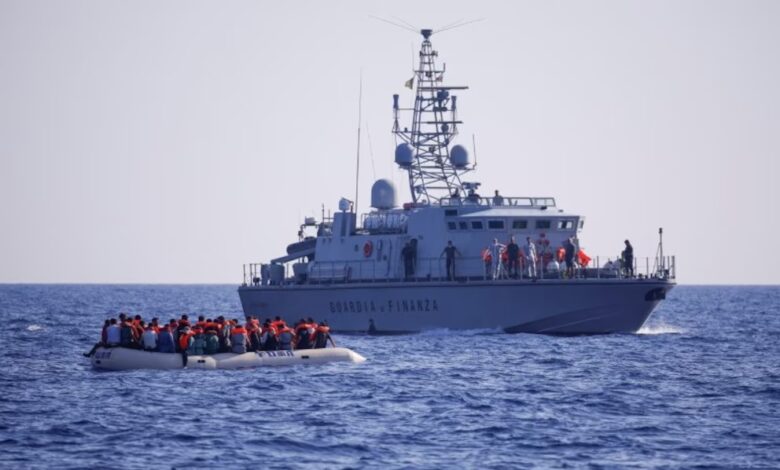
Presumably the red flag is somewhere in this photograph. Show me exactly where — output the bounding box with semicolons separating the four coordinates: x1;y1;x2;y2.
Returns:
577;250;591;267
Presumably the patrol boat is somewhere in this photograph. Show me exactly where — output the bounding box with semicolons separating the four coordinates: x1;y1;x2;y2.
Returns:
238;29;676;334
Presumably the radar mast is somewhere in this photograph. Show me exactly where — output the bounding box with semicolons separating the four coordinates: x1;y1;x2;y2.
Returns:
393;29;472;204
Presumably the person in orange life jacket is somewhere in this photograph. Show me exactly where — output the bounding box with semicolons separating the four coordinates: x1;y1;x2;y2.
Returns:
119;318;139;349
313;321;336;349
230;323;250;354
261;320;278;351
178;326;194;351
481;247;493;279
295;318;316;350
178;314;191;328
141;324;158;352
276;323;295;351
196;315;207;330
245;320;262;352
271;316;287;331
132;316;144;339
176;319;192;353
157;324;176;353
177;326;193;366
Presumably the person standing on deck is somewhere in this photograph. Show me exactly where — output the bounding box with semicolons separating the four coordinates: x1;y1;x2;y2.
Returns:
490;239;506;280
493;190;504;206
622;240;634;278
564;237;576;279
525;237;538;279
440;240;461;281
506;236;520;278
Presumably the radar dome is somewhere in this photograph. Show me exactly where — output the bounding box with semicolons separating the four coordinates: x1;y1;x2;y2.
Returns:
395;143;413;168
371;179;396;210
450;145;469;168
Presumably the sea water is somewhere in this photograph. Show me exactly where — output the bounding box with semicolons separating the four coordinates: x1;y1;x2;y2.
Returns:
0;285;777;468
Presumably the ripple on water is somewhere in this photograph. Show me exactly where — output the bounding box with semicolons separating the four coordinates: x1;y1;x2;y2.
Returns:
0;285;778;469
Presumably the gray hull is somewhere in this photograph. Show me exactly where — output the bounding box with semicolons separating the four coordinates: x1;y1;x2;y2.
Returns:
238;279;675;334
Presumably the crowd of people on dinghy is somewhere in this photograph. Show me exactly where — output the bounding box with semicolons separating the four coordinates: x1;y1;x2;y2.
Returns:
85;313;334;357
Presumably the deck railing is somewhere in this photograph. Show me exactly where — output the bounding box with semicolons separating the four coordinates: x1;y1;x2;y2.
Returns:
242;255;675;287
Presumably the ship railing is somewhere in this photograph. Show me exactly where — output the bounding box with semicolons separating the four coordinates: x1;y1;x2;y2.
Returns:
243;254;676;286
440;196;557;208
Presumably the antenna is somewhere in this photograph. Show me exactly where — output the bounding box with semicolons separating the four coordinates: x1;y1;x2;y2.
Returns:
435;18;486;35
472;134;478;168
366;121;377;180
391;16;418;32
354;71;363;215
368;15;418;34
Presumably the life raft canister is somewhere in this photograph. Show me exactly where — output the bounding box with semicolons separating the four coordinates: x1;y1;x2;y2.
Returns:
363;241;373;257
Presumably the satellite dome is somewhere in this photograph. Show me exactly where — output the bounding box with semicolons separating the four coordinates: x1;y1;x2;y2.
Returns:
395;143;414;168
450;145;469;168
371;179;396;210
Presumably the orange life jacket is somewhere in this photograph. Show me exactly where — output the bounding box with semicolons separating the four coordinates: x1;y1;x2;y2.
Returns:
178;332;192;350
556;247;565;263
481;248;492;262
271;320;287;331
232;326;247;335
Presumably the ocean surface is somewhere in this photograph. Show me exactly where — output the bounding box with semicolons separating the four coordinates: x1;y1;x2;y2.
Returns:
0;285;778;469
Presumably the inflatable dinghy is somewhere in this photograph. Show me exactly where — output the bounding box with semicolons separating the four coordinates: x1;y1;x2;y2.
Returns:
91;347;366;371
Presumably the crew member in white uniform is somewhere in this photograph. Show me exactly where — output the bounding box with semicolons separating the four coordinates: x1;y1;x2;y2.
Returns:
525;237;537;278
490;238;506;280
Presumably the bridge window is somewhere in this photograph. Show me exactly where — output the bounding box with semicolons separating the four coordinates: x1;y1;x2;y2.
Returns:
535;220;551;229
445;209;458;217
557;220;574;229
471;221;484;230
458;221;468;230
487;220;505;230
512;219;527;229
447;222;457;230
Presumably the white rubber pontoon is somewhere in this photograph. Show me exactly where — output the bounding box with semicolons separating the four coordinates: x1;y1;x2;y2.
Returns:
91;347;366;371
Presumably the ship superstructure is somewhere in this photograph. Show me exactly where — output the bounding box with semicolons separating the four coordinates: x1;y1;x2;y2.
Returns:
238;30;676;334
